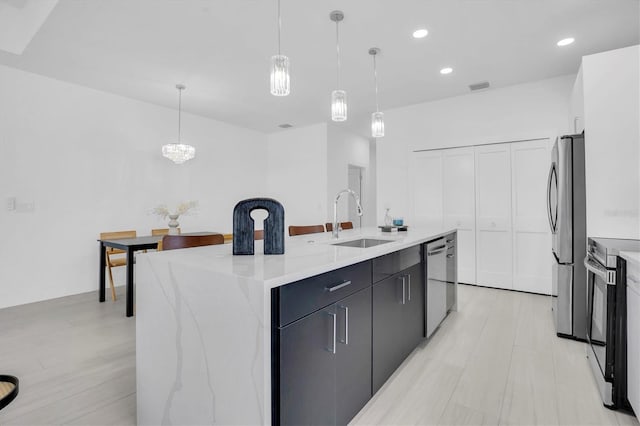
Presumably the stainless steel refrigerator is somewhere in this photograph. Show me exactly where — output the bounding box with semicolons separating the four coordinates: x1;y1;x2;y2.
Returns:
547;133;587;340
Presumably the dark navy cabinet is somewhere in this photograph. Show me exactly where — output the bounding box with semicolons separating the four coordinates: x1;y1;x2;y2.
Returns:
372;259;424;393
272;239;444;425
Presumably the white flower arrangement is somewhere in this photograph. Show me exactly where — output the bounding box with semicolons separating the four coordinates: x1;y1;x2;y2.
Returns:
152;201;199;219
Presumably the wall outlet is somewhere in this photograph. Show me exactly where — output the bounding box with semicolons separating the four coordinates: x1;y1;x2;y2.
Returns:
7;197;16;211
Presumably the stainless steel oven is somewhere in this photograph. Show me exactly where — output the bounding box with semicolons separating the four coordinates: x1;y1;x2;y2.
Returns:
585;237;640;410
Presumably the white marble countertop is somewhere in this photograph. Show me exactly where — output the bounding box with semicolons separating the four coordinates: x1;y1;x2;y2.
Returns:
140;226;454;289
620;251;640;267
620;251;640;293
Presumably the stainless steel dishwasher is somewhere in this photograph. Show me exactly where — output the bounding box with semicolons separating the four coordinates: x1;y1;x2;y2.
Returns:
426;238;447;338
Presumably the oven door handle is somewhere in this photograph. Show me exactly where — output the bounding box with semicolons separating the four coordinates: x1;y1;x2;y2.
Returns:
584;256;616;285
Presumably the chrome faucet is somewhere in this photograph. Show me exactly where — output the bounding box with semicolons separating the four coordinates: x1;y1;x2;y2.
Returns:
333;189;363;239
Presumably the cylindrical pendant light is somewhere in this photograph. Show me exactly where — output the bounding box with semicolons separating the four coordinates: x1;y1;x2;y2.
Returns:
270;0;290;96
162;84;196;164
330;10;347;122
369;47;384;138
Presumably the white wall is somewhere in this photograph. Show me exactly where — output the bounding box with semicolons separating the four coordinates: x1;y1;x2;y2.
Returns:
326;125;375;227
0;64;267;309
377;74;574;225
583;45;640;239
266;123;328;230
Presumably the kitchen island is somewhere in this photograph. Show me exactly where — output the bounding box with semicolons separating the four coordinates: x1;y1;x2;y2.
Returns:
136;227;456;425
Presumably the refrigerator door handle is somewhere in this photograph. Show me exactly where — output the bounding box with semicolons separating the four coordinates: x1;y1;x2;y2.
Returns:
547;164;556;232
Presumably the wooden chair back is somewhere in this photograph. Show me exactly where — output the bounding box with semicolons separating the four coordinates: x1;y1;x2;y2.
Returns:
288;225;325;236
161;234;225;251
100;230;137;255
325;222;354;232
151;228;180;236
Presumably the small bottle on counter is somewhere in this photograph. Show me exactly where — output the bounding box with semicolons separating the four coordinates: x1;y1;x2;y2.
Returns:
384;208;392;226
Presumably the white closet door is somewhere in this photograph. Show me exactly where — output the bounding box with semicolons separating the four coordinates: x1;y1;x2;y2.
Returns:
511;139;552;294
475;144;512;289
442;147;476;284
409;151;443;228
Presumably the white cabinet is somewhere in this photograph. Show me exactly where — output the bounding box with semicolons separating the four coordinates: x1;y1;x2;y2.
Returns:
511;140;552;294
475;144;513;289
570;66;585;133
442;148;476;284
627;262;640;414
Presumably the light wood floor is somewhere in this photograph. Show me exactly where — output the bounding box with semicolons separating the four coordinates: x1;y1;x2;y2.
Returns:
0;285;638;425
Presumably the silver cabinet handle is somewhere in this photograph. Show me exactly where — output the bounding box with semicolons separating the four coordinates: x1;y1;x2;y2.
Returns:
446;239;454;244
447;254;455;258
328;312;337;354
325;280;351;292
407;274;411;301
427;248;446;256
339;305;349;345
400;276;406;305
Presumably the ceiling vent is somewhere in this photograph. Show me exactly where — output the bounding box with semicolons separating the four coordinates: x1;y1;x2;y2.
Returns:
469;81;490;91
278;123;293;128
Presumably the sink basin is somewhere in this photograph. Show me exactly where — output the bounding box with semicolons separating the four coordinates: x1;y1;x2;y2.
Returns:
332;238;393;248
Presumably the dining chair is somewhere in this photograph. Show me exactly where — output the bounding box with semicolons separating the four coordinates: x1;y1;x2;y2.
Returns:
0;375;19;411
288;225;325;236
100;230;137;301
325;222;354;232
161;234;225;251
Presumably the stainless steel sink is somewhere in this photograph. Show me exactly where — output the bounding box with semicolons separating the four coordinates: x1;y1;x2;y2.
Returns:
332;238;393;248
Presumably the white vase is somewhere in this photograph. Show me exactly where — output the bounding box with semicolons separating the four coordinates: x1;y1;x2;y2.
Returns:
168;214;180;235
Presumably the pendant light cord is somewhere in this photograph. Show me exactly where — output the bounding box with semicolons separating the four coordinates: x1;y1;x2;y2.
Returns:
177;88;182;143
373;54;379;112
335;21;340;88
277;0;281;56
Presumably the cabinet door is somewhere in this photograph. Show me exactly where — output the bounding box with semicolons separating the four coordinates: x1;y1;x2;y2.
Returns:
403;263;425;347
372;274;408;393
511;139;552;294
279;306;336;425
410;151;443;228
627;284;640;413
475;144;513;289
442;147;476;285
335;288;372;425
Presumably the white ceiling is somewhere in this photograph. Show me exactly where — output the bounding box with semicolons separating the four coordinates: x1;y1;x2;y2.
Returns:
0;0;638;135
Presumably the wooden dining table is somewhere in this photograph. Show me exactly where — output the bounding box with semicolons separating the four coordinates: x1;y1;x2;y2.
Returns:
98;232;220;317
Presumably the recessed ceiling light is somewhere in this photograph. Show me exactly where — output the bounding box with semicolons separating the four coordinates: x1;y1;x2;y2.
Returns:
557;37;575;47
412;29;428;39
440;67;453;75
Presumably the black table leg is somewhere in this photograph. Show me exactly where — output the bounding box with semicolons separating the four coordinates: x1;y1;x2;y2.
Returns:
126;248;135;317
99;242;106;302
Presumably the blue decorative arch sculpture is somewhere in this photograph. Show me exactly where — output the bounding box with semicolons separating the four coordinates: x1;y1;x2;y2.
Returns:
233;198;285;255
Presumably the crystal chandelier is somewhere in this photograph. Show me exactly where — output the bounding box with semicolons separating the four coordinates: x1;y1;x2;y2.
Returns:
369;48;385;138
270;0;290;96
162;84;195;164
330;10;347;122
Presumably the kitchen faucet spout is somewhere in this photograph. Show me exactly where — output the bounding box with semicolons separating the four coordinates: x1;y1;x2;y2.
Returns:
333;189;363;239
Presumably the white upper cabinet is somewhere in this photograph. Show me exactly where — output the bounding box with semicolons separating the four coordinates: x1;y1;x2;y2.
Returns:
511;139;552;294
442;148;476;285
475;144;513;290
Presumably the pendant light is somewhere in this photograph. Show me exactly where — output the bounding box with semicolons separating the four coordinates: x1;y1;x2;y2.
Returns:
162;84;196;164
270;0;290;96
330;10;346;122
369;47;385;138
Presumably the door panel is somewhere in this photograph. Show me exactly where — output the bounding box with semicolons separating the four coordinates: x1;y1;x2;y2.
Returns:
279;307;336;425
336;288;372;425
511;139;552;294
410;151;443;228
475;144;512;289
442;147;476;285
